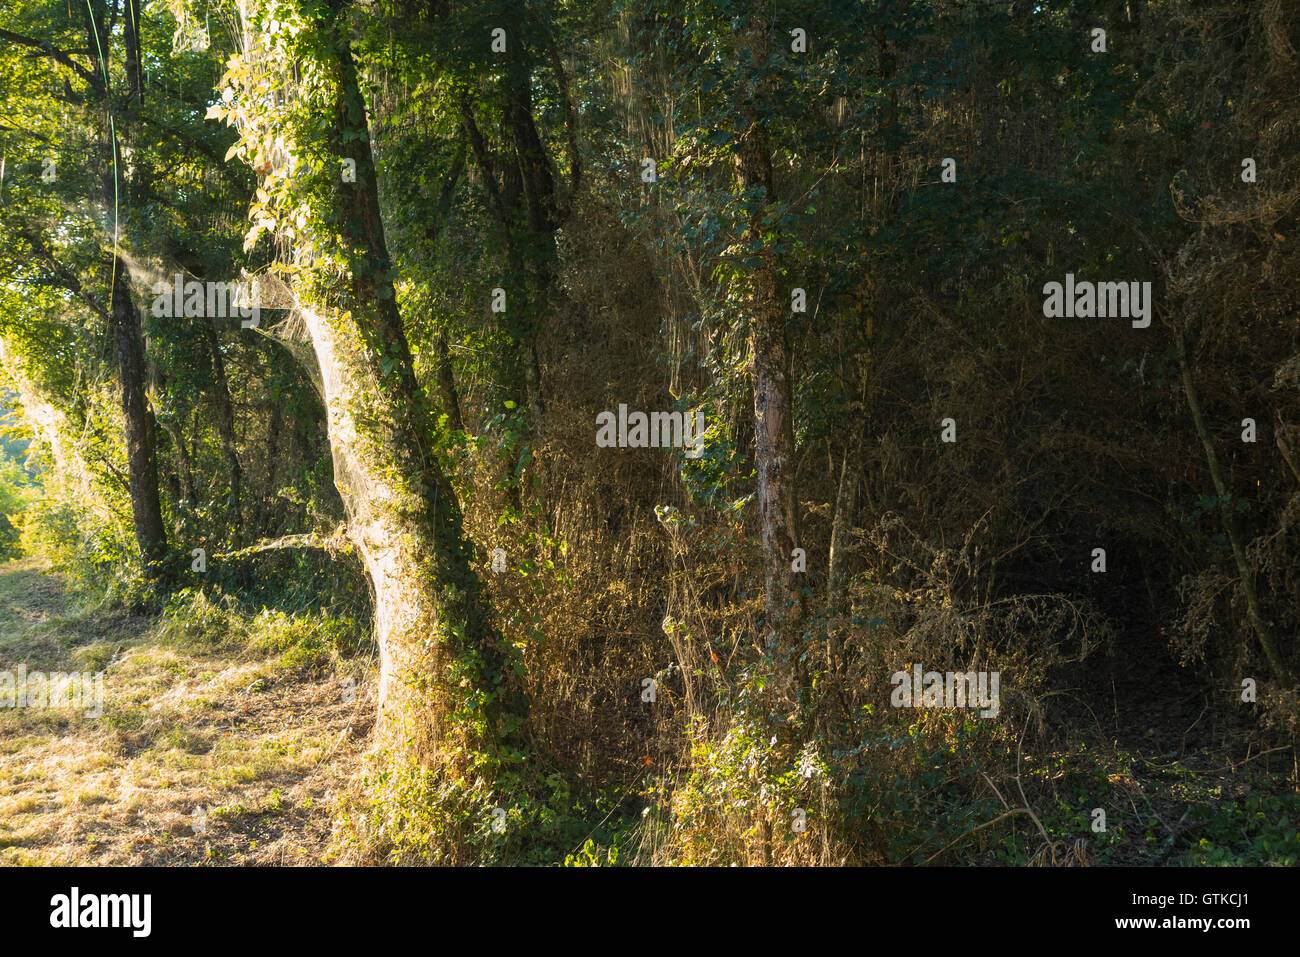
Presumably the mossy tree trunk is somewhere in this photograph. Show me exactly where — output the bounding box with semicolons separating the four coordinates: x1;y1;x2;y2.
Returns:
296;9;528;766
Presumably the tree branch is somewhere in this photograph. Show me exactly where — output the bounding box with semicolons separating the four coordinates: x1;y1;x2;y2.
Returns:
546;30;581;224
0;28;96;86
459;95;509;225
424;134;466;243
17;226;111;323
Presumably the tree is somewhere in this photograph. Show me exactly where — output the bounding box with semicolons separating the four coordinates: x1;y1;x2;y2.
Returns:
0;2;171;573
208;0;528;803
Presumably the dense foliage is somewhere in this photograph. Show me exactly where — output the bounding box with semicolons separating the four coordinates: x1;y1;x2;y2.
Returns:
1;0;1297;865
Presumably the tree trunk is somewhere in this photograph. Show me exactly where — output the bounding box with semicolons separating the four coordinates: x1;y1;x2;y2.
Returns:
109;261;168;574
1177;330;1290;687
733;32;805;650
201;318;244;542
81;5;169;577
433;332;464;433
828;438;859;613
298;20;526;762
157;412;196;507
253;396;283;536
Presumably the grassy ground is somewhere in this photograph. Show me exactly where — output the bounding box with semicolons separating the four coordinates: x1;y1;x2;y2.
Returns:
0;557;373;865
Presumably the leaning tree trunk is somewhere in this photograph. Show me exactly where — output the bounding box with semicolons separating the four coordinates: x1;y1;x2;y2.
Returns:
284;14;527;765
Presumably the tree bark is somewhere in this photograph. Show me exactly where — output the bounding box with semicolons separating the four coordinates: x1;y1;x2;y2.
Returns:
299;18;527;761
734;25;805;650
109;260;168;573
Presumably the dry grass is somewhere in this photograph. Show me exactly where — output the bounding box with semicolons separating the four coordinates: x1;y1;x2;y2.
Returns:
0;557;374;865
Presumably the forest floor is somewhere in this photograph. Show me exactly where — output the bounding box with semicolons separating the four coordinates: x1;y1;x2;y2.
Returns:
0;557;372;865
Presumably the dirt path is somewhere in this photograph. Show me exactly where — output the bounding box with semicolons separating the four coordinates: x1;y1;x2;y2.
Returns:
0;558;373;865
